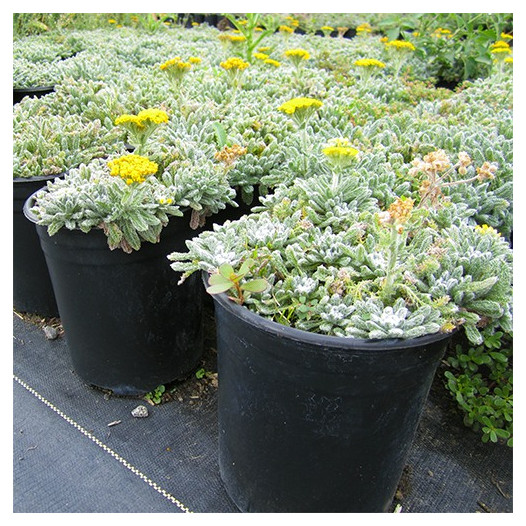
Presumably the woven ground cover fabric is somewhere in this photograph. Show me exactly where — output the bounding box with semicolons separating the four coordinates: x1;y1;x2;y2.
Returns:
13;312;512;513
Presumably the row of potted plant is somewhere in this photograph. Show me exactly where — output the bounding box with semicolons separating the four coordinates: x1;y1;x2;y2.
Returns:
15;14;513;512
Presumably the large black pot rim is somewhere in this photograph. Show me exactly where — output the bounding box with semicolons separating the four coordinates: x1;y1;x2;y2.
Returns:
205;271;454;352
13;85;55;93
14;172;65;184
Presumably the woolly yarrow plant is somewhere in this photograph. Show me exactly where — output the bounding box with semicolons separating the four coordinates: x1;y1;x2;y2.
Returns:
13;107;119;179
169;149;512;346
29;151;237;253
15;17;513;444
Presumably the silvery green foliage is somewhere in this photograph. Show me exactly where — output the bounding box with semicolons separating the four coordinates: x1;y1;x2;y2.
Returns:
15;24;513;338
159;156;237;219
30;159;183;252
13;110;119;179
48;78;127;130
169;171;512;343
13;57;64;89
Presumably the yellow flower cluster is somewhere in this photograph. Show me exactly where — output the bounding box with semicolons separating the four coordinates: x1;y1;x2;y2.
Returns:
354;58;386;68
501;32;513;41
279;25;294;34
356;23;372;33
474;224;501;237
253;52;269;60
159;57;192;71
278;97;322;115
322;145;359;158
385;40;416;52
320;25;334;32
285;16;299;27
283;48;310;60
432;27;452;38
218;33;247;44
322;138;359;170
264;58;281;67
107;155;158;185
115;108;169;129
490;40;512;55
220;57;250;70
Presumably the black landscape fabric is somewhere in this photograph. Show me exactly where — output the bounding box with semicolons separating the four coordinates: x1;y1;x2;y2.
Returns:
13;312;512;513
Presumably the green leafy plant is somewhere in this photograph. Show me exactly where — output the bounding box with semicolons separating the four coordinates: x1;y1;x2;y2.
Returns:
223;13;280;63
144;384;166;405
206;259;268;305
444;329;512;446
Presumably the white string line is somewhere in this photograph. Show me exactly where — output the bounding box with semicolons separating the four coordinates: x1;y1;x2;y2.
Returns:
13;374;192;514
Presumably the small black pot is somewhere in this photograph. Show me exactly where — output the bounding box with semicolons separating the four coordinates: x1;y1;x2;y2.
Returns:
13;175;63;317
210;285;453;512
13;85;55;105
25;192;205;395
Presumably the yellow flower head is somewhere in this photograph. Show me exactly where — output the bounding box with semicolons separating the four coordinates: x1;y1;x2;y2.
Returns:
432;27;452;38
108;19;117;24
354;58;386;68
136;108;169;125
474;224;501;237
284;48;310;61
504;57;513;64
491;40;510;49
264;58;281;67
278;97;322;115
322;138;359;168
189;56;202;64
253;52;269;60
258;46;271;53
160;57;192;72
279;25;294;34
115;109;168;128
501;32;513;41
491;47;512;55
220;57;250;71
385;39;416;51
285;16;299;27
380;36;389;43
356;23;372;33
321;25;334;32
107;155;158;185
219;33;246;44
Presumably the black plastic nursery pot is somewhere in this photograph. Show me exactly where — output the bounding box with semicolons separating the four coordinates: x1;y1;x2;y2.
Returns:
211;287;453;513
24;192;205;396
13;176;62;317
13;85;55;105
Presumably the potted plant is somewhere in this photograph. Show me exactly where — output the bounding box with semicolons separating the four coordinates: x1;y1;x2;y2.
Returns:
168;147;513;512
13;32;84;103
13;102;120;317
25;109;239;394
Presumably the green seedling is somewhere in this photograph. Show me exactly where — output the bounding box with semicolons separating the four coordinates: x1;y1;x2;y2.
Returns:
144;384;166;405
206;259;267;305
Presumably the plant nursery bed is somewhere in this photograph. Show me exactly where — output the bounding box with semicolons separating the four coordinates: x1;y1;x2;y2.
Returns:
13;309;512;513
